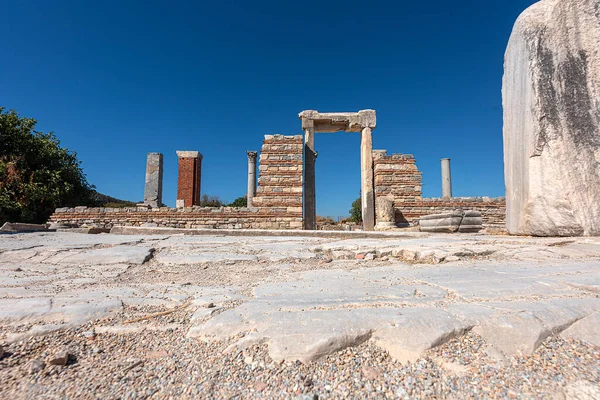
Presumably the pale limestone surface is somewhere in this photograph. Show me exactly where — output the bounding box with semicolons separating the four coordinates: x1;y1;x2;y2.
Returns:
0;231;598;364
503;0;600;236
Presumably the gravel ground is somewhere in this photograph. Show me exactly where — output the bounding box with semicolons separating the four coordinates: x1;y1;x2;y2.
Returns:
1;304;598;399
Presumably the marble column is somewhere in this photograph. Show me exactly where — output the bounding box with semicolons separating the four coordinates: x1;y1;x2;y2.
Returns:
361;127;375;231
246;151;258;206
441;158;452;198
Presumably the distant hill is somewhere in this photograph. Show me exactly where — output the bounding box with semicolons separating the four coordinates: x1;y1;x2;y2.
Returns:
89;191;138;208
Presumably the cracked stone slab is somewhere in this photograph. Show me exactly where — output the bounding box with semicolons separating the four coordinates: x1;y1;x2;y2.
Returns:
188;264;600;362
0;298;52;321
561;312;600;347
155;252;257;264
372;308;473;363
54;246;155;265
472;312;553;356
2;231;600;363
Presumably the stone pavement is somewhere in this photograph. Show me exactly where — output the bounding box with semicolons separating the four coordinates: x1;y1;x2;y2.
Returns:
0;231;598;363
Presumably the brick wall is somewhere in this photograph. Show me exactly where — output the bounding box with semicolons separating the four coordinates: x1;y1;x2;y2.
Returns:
177;155;201;206
373;150;506;231
49;135;305;230
49;206;299;230
396;197;506;231
373;150;422;202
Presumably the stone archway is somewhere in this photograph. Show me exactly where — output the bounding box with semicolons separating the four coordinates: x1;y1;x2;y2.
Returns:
298;110;377;231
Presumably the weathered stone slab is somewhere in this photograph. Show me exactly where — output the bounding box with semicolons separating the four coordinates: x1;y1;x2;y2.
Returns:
561;312;600;347
473;312;551;356
155;252;257;264
56;246;154;265
0;298;52;321
372;308;472;363
503;0;600;236
0;222;49;233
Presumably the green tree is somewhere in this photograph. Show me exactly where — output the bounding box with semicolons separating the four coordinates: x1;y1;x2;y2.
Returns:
227;196;247;207
349;195;362;223
199;194;223;207
0;107;96;224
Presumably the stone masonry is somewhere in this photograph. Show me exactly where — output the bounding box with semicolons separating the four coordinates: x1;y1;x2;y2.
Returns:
252;134;304;229
373;150;506;231
176;151;202;208
50;108;505;232
49;206;297;230
49;135;304;230
143;152;163;208
299;110;377;231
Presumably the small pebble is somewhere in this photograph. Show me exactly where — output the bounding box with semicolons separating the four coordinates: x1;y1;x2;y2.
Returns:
48;349;70;366
254;381;268;391
28;359;45;374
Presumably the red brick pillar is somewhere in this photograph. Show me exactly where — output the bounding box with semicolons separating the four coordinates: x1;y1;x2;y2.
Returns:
176;151;202;207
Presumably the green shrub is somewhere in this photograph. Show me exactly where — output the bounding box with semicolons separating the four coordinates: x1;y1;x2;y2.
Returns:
348;195;362;223
227;196;247;207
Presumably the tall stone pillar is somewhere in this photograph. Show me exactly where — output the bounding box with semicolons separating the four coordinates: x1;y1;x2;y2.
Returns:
441;158;452;198
303;119;316;230
176;151;202;207
143;152;163;208
361;127;375;231
246;151;258;207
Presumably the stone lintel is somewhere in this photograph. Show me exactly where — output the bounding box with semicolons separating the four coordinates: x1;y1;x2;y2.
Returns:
176;151;203;159
298;109;376;133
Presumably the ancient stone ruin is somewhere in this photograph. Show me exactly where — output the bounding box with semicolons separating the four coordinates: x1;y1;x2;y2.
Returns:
176;151;202;208
503;0;600;236
49;110;505;231
299;110;377;231
142;152;163;208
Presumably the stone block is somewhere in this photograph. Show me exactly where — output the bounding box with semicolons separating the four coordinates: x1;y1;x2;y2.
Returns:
420;210;482;233
0;222;50;233
503;0;600;236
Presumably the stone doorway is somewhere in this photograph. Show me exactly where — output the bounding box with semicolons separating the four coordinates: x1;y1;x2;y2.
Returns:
298;110;377;231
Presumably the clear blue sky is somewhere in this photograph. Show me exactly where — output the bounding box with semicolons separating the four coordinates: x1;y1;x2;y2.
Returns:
0;0;536;217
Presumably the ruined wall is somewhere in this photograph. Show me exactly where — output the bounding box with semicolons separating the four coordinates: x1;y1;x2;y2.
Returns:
373;150;423;202
49;135;304;230
49;206;298;230
373;150;506;231
251;134;304;229
397;197;506;232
